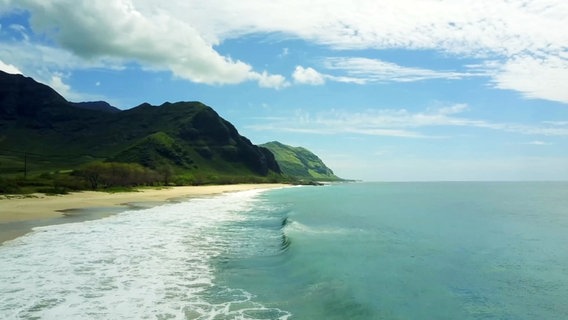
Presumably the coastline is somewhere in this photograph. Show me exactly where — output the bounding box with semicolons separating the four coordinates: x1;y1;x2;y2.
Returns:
0;183;288;244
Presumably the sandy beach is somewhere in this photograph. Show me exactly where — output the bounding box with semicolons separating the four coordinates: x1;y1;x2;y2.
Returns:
0;184;288;244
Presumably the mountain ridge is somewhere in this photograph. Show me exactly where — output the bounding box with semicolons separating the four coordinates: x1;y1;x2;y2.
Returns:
0;71;280;183
0;70;343;191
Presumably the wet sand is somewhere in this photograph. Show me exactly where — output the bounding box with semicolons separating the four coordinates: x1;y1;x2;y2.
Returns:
0;184;287;244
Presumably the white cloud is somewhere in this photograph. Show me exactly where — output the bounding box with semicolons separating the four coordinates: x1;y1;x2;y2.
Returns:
4;0;286;88
166;0;568;102
251;71;290;89
248;104;568;138
488;55;568;104
179;1;567;54
0;41;122;75
437;104;469;115
542;121;568;126
8;23;28;40
353;156;568;182
48;72;71;97
0;41;118;101
0;59;22;74
526;141;552;145
292;66;325;85
294;58;478;86
323;57;482;83
45;72;103;102
3;0;567;100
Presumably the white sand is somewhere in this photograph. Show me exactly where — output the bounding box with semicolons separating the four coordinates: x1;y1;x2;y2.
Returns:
0;184;287;224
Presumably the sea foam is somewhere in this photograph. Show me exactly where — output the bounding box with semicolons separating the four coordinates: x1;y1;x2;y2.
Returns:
0;189;290;320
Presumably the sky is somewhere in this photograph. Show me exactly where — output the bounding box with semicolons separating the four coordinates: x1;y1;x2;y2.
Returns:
0;0;567;181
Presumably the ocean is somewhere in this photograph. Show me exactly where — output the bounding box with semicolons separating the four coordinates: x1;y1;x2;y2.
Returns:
1;182;567;319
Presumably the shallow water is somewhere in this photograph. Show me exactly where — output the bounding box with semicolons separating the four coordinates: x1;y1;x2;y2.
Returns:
1;182;568;319
0;190;290;319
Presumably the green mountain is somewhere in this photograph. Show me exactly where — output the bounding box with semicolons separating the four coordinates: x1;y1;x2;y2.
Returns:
0;71;281;186
261;141;342;182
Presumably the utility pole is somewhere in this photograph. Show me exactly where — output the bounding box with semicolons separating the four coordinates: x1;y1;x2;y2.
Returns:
24;152;27;179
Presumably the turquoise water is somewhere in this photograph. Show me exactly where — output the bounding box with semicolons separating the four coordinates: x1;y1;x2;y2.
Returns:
1;182;567;319
214;182;568;319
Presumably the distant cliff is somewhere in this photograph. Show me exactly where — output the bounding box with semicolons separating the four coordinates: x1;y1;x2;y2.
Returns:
261;141;342;182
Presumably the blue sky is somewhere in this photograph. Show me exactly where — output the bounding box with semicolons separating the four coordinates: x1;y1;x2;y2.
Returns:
0;0;567;181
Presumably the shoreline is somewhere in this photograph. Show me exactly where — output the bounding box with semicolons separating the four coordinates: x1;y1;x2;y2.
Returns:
0;183;288;244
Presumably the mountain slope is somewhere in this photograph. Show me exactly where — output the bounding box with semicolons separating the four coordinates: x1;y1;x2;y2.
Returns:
261;141;341;181
0;71;280;181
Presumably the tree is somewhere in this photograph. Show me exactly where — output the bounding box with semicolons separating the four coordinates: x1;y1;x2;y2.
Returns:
76;161;160;189
78;161;106;190
158;164;174;185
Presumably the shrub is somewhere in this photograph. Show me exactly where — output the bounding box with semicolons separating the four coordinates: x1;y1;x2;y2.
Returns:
75;161;161;190
0;177;22;194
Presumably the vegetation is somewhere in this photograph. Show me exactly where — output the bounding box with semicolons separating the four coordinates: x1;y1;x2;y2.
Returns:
0;172;86;195
75;162;159;190
261;141;343;182
0;71;344;194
